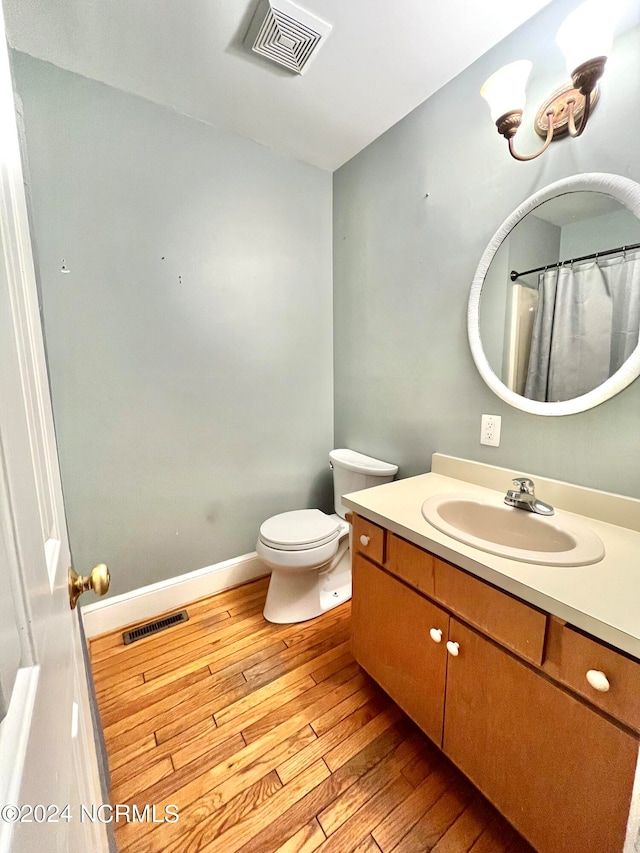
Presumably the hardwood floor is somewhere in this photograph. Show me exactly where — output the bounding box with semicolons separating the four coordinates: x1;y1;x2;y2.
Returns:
89;576;536;853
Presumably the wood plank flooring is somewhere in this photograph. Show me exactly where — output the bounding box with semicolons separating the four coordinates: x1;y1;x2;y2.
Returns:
89;576;537;853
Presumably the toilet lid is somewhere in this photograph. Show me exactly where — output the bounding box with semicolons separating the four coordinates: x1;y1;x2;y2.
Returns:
259;509;342;551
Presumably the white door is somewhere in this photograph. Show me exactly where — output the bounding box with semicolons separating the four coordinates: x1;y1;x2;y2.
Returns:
0;6;109;851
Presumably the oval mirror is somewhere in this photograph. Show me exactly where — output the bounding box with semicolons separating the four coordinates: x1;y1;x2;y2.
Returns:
468;173;640;415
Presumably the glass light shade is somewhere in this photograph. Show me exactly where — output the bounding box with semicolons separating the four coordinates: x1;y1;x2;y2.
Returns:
556;0;626;74
480;61;532;123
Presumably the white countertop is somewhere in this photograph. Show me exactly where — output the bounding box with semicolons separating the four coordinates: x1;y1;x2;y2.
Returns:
342;455;640;660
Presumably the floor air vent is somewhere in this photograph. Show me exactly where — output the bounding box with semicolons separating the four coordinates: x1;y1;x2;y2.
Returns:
122;610;189;645
244;0;332;75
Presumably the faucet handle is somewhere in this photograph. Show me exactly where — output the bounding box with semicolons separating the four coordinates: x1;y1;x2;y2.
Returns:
512;477;535;494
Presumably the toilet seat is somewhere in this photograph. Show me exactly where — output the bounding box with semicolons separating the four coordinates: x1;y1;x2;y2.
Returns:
259;509;342;552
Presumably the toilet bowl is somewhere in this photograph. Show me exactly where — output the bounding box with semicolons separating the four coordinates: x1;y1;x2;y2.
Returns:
258;509;351;623
258;449;398;624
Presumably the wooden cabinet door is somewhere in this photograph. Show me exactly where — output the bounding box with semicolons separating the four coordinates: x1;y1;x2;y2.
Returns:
351;554;449;746
443;619;638;853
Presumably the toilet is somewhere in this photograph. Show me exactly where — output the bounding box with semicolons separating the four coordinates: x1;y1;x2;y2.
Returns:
257;449;398;624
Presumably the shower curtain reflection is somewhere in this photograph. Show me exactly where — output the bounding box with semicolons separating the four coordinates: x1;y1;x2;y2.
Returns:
524;252;640;402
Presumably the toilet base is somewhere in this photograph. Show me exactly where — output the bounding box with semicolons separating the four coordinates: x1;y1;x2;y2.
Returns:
263;549;351;624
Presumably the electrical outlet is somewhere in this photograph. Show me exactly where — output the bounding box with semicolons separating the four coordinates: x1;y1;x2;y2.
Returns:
481;414;502;447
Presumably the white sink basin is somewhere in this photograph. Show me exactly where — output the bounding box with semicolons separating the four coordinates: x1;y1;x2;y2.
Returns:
421;495;605;566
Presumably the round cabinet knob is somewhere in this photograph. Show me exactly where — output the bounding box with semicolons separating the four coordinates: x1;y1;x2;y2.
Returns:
446;641;460;657
586;669;610;693
429;628;443;643
359;535;370;547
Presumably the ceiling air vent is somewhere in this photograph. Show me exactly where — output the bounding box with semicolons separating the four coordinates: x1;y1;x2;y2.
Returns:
244;0;332;75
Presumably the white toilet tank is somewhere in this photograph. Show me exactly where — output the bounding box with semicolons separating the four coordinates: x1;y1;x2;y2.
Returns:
329;449;398;519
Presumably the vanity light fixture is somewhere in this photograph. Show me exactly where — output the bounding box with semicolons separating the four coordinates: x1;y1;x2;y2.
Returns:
481;0;625;161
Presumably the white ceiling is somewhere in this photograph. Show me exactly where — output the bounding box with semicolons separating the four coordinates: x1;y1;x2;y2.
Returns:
532;192;628;226
3;0;556;171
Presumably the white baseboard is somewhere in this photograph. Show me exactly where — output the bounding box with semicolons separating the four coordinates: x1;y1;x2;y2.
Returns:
81;552;269;639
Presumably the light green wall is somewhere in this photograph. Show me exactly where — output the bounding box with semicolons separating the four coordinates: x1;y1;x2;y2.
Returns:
12;0;640;604
334;0;640;498
560;208;640;257
13;53;334;598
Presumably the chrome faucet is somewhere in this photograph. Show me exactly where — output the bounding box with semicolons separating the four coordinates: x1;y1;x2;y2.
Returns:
504;477;554;516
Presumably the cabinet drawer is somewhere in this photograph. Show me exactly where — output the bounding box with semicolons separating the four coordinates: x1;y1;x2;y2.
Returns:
386;535;435;596
434;559;547;665
553;625;640;731
352;515;386;564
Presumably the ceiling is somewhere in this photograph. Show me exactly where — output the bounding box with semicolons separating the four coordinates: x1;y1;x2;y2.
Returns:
3;0;557;171
533;193;630;227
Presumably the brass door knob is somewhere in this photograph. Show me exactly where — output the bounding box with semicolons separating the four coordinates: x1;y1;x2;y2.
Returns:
68;563;110;610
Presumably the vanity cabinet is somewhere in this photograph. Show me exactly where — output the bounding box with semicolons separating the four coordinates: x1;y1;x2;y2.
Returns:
351;553;448;744
444;618;637;853
350;515;639;853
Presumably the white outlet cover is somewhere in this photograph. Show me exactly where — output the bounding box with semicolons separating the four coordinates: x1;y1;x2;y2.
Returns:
481;414;501;447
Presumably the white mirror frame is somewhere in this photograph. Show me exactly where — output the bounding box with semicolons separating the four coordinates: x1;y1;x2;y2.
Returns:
468;172;640;416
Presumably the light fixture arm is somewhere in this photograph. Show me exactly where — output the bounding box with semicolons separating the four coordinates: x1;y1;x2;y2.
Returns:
566;91;592;137
496;109;555;162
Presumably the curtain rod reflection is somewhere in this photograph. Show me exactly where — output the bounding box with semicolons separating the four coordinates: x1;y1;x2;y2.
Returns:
510;240;640;282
